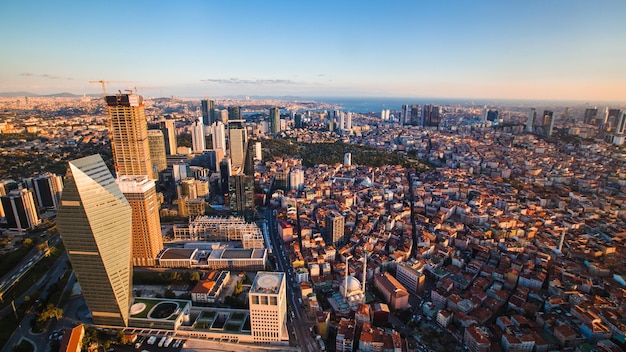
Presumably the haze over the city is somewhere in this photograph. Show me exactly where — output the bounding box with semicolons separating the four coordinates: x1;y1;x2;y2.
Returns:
1;0;625;102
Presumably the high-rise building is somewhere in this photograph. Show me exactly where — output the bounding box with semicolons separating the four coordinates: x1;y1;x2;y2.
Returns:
0;180;18;218
211;121;226;151
607;109;621;130
29;173;63;211
543;110;554;136
228;174;254;221
616;110;626;134
584;108;598;125
57;154;133;326
401;104;408;125
106;94;153;177
345;112;352;131
228;120;248;171
269;107;280;135
1;188;41;231
288;168;304;191
159;117;177;155
482;105;488;122
344;152;352;166
116;175;163;267
228;106;242;121
526;108;536;132
487;110;499;122
254;142;262;161
422;105;441;128
191;119;205;153
294;113;303;129
219;158;232;195
147;130;167;176
200;99;215;126
326;210;345;246
410;105;420;125
249;272;287;342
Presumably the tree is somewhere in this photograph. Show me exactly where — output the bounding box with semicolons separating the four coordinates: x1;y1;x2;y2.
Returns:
233;280;243;295
37;304;63;323
22;238;34;248
189;271;201;283
116;330;129;344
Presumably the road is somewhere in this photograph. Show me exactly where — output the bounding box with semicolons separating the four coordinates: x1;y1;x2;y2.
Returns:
263;208;318;352
1;252;70;352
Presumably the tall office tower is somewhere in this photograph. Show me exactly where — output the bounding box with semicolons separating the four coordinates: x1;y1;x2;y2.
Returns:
584;108;598;125
338;111;345;131
344;152;352;166
326;210;345;246
482;105;488;122
57;154;132;326
294;113;303;128
422;105;441;128
219;109;229;124
401;104;408;125
0;180;18;218
487;110;499;122
249;272;287;343
269;107;280;135
228;120;248;171
200;99;215;126
345;112;352;131
106;94;152;177
30;173;63;211
147;130;167;176
219;158;232;195
116;176;163;267
228;106;242;121
254;141;262;161
159;117;177;155
172;162;188;183
526;108;536;132
211;121;226;151
191;119;205;153
607;109;621;130
289;168;304;191
228;174;254;220
1;189;41;231
543;110;554;136
616;110;626;134
603;107;610;124
410;105;420;125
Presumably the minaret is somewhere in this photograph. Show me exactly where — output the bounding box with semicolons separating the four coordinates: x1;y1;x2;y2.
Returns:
558;231;566;252
361;253;367;293
344;255;350;298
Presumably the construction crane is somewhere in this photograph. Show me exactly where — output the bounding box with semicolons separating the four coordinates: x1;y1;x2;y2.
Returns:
88;80;137;98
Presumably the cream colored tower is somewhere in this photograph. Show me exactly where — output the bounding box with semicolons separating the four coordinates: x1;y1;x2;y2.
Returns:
249;272;288;342
57;154;133;326
116;175;163;267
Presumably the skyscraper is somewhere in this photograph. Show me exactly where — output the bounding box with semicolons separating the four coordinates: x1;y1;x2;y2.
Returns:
422;105;441;128
1;188;41;231
229;174;254;221
159;117;177;156
106;94;152;177
57;154;133;326
401;104;408;125
526;108;536;132
29;173;63;211
200;99;215;126
191;118;205;153
228;106;242;121
584;108;598;125
269;107;280;135
249;272;287;342
410;105;420;125
147;130;167;175
345;112;352;131
211;121;226;151
116;175;163;267
543;110;554;136
228;120;248;171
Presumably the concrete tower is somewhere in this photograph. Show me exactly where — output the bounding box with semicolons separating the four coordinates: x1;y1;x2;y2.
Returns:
106;94;153;177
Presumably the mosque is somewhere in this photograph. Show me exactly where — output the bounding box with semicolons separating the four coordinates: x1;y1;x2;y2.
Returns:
339;255;366;307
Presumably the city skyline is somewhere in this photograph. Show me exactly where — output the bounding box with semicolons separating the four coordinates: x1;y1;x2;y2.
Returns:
1;1;625;102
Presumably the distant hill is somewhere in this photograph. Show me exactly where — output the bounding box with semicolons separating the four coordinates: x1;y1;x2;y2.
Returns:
0;92;82;98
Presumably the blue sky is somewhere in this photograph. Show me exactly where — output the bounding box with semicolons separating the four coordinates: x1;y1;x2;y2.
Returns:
1;0;625;101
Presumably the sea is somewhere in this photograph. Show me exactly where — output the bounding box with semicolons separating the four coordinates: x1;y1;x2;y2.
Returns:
305;96;604;113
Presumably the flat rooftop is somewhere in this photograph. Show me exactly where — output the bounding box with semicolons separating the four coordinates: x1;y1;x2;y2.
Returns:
157;248;197;260
250;272;284;295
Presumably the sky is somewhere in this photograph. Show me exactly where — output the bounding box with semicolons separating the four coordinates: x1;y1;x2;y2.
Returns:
1;0;625;102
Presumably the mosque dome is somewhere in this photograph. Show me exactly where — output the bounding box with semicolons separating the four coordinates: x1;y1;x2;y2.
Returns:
341;276;362;296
